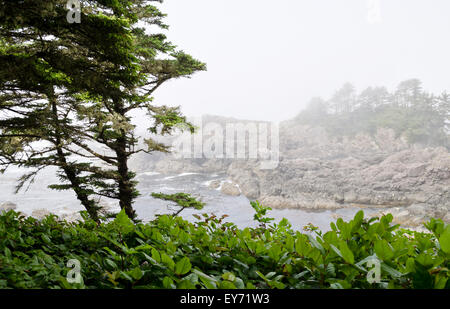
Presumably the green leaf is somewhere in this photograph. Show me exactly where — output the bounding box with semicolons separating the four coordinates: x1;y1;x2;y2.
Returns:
374;240;394;261
105;259;118;269
222;272;236;282
151;248;161;263
219;281;236;289
161;253;175;271
192;269;218;289
3;247;12;259
120;271;134;282
178;279;197;289
183;273;199;286
175;257;192;275
307;235;325;254
295;236;310;256
163;276;175;289
330;283;344;289
412;262;433;289
265;272;277;279
285;234;294;252
381;263;403;278
112;209;135;235
330;244;343;259
354;210;364;223
234;277;245;289
41;234;51;244
129;267;144;281
323;231;339;246
338;241;355;264
255;271;267;280
434;273;448;289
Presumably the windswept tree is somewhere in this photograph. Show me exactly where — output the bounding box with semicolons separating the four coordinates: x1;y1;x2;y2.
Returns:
357;86;390;111
437;92;450;133
329;82;356;114
294;80;449;147
394;79;423;108
0;0;206;221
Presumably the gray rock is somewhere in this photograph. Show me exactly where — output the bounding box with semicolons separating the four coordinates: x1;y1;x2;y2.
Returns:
407;204;428;216
407;164;428;178
221;182;241;196
226;129;450;214
60;212;83;222
0;202;17;212
444;213;450;223
31;209;51;220
208;180;221;189
128;115;450;224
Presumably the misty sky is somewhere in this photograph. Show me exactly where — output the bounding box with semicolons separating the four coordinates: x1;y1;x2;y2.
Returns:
144;0;450;122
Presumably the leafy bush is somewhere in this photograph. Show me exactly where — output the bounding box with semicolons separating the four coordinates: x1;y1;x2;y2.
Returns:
0;206;449;289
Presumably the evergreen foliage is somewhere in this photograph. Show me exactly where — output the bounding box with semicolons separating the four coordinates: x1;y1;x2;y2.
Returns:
295;80;449;148
0;1;206;221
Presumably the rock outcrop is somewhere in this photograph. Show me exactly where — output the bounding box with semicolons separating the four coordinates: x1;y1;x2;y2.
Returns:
221;182;241;196
0;202;17;213
27;200;119;222
228;145;449;211
129;115;450;224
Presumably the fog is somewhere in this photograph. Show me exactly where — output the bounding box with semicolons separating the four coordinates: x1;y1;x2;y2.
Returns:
1;1;449;224
1;1;450;291
139;0;450;123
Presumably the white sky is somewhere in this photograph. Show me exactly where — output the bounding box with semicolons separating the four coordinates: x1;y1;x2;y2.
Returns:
144;0;450;122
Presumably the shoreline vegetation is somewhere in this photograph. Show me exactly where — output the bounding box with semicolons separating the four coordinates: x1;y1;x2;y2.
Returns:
0;204;449;289
0;1;448;291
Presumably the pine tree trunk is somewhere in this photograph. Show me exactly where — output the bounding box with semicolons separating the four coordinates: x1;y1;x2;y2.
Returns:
48;91;100;222
115;135;137;220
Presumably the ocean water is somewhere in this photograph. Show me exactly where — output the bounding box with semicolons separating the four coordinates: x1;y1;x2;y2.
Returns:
0;168;378;232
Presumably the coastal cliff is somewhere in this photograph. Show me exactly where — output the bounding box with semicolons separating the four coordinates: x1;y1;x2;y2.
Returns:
129;115;450;227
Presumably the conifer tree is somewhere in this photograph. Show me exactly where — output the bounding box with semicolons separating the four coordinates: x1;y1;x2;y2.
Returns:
0;0;206;220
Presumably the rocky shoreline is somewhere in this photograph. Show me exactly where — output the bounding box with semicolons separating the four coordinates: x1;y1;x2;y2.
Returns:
129;115;450;227
3;115;447;230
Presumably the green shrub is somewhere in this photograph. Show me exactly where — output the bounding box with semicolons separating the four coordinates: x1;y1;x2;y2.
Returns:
0;206;449;289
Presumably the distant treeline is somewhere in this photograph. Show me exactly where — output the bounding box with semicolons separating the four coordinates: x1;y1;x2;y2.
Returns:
295;79;450;148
